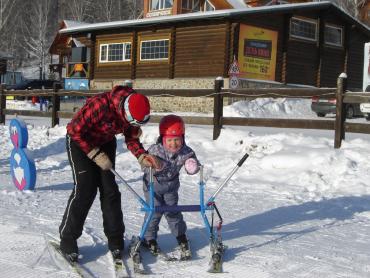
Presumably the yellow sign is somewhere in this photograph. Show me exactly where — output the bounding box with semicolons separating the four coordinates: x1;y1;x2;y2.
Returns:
238;25;278;81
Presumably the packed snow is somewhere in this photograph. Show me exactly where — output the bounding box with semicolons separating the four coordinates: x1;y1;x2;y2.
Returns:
1;98;370;277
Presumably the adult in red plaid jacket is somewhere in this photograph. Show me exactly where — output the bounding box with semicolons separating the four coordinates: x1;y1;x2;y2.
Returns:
59;85;160;262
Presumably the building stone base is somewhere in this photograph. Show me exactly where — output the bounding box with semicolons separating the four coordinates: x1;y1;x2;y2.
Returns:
90;77;285;113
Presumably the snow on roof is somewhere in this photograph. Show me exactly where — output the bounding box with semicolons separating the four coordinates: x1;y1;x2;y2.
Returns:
63;20;89;29
226;0;250;8
60;1;369;34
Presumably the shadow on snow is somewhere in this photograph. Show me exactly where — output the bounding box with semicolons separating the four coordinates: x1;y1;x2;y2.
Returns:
183;195;370;263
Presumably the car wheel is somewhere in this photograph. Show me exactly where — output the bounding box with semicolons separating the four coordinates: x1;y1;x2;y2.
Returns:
366;115;370;121
346;105;354;119
317;113;326;117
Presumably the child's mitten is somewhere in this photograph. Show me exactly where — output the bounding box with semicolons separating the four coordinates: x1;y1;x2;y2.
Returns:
184;158;199;175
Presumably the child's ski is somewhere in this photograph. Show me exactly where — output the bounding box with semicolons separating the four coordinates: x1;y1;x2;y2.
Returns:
131;252;148;275
156;251;178;262
128;236;148;275
207;238;225;273
142;244;178;262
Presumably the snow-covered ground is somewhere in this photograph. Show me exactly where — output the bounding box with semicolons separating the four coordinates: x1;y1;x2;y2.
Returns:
1;99;370;277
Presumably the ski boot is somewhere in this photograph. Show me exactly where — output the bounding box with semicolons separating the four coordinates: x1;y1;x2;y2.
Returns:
111;249;123;261
60;239;79;263
177;234;191;260
143;239;161;256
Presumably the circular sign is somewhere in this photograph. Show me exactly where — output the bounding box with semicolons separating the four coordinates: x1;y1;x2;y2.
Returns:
230;76;239;89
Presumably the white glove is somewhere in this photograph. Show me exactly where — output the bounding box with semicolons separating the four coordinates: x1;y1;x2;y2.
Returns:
87;148;112;170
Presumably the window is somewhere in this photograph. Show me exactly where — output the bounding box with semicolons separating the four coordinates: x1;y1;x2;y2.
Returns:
204;0;215;11
324;25;343;47
182;0;200;11
140;39;169;60
99;42;131;63
290;17;318;42
151;0;173;11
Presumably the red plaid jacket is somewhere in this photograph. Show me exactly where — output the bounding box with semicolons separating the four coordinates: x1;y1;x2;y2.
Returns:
66;86;146;158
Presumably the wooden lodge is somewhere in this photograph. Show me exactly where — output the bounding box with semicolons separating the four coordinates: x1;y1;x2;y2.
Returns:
49;1;370;91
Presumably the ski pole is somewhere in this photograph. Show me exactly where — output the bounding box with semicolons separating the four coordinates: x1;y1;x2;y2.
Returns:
207;152;249;204
110;168;148;208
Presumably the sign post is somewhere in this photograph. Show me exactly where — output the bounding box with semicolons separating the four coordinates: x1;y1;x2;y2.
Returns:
228;56;240;89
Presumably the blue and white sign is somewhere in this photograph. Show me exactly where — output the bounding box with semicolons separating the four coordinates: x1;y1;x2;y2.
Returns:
9;119;36;191
64;78;89;90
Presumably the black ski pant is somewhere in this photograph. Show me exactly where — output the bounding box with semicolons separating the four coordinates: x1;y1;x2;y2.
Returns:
59;135;125;253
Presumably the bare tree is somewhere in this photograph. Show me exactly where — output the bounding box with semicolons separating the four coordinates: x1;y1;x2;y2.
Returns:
324;0;367;18
97;0;116;21
0;0;17;32
21;0;54;79
67;0;94;22
117;0;144;20
0;0;20;50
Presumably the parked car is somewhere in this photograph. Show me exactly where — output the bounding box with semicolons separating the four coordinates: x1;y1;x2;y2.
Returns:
6;79;56;90
359;86;370;120
311;96;362;119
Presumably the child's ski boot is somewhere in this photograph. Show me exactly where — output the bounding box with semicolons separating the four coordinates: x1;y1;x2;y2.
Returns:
177;234;191;260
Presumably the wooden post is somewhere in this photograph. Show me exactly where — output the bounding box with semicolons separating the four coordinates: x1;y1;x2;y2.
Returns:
131;30;137;80
51;82;60;127
169;27;176;79
213;77;224;140
0;84;5;124
334;73;347;148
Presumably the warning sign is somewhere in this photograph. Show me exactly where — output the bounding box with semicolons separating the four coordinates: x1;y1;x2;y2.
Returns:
228;56;240;76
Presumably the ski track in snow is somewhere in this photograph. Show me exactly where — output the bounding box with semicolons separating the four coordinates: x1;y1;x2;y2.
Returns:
1;99;370;277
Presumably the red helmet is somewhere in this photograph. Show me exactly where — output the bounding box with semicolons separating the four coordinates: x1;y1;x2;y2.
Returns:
159;115;185;137
123;93;150;126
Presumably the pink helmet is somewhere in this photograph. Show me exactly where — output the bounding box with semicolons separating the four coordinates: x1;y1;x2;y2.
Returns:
159;115;185;137
123;93;150;126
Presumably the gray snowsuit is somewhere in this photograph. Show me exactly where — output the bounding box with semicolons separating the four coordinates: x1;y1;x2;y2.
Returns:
142;141;200;241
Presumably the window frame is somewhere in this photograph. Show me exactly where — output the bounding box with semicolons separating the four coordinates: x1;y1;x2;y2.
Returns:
139;38;170;61
99;42;132;63
182;0;200;11
150;0;173;11
324;24;343;47
290;17;318;42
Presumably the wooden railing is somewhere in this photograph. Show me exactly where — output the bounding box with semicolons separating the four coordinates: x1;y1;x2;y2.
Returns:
1;74;370;148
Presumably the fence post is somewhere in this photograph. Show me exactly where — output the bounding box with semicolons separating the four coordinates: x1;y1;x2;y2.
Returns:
0;84;5;124
213;77;224;140
51;82;60;127
334;73;347;148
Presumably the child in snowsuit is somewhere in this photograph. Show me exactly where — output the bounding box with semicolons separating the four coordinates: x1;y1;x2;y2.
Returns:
59;85;161;263
140;114;200;260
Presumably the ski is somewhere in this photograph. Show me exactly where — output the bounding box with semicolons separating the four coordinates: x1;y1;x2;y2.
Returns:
46;239;92;278
142;244;178;262
111;253;130;278
128;236;148;275
155;250;178;262
178;241;192;261
131;252;147;275
207;238;225;273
